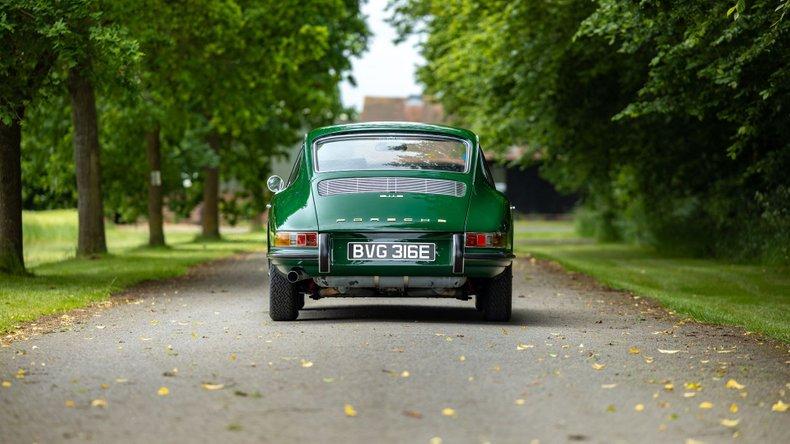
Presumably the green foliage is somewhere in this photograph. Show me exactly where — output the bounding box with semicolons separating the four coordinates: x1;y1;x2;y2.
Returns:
10;0;368;224
393;0;790;263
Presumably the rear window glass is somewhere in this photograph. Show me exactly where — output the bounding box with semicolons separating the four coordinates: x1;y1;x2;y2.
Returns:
314;135;469;172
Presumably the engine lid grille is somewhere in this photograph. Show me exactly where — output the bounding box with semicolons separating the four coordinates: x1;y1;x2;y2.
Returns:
317;177;466;197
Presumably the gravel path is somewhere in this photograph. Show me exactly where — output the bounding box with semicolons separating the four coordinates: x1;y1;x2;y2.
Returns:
1;253;787;443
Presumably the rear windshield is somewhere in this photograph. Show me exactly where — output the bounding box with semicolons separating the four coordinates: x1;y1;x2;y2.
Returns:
314;135;469;172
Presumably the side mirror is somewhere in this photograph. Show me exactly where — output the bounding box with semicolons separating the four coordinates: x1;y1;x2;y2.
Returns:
267;175;284;193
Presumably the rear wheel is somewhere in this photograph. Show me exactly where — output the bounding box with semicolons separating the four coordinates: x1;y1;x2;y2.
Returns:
269;264;300;321
474;295;485;312
480;265;512;321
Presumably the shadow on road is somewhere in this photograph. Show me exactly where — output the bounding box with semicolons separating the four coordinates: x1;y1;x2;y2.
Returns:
295;304;564;327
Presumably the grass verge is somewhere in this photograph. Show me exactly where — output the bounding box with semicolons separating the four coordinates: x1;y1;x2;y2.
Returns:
514;219;790;342
1;210;264;334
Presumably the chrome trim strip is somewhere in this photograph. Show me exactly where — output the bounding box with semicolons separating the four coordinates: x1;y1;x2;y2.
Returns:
464;252;515;260
318;233;331;273
317;177;467;198
268;251;318;260
452;233;464;274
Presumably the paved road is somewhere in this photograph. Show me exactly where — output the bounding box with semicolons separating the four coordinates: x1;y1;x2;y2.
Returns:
1;254;788;443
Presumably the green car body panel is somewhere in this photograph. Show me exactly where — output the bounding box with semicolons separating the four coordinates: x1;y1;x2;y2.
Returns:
267;122;513;283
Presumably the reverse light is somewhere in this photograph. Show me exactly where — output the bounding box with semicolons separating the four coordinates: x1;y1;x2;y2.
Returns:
274;231;318;247
465;232;505;248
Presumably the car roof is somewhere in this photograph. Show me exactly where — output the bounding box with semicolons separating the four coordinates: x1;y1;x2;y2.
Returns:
306;121;478;143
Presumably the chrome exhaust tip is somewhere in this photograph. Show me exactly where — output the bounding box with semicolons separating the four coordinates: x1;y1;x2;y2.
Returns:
287;268;308;283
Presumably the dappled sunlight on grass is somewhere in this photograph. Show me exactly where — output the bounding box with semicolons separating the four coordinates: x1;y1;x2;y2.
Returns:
513;220;790;342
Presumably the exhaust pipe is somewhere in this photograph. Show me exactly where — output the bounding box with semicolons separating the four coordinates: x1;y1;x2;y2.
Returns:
287;268;309;283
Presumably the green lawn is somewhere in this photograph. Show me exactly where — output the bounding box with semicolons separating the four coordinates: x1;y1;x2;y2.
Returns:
514;219;790;342
0;210;264;334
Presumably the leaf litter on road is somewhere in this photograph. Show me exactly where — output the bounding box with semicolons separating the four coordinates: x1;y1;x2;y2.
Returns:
343;403;357;417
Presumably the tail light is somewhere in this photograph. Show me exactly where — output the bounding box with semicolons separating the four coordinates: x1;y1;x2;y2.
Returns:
465;232;505;248
274;231;318;247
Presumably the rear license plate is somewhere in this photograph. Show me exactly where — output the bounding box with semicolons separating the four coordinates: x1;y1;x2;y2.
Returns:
347;242;435;261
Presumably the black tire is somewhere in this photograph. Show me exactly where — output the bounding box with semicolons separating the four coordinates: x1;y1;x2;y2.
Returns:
297;294;305;310
474;295;485;312
480;265;512;321
268;263;300;321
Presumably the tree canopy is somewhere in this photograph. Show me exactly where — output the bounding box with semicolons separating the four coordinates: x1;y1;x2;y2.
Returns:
0;0;368;272
392;0;790;263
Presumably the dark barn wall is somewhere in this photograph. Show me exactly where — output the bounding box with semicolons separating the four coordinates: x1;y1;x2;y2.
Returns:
505;165;577;214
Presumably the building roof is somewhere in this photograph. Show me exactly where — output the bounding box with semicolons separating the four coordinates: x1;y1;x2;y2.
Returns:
358;95;445;124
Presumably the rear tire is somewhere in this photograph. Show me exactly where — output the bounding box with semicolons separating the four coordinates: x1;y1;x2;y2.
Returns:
480;265;512;322
269;264;300;321
474;295;485;312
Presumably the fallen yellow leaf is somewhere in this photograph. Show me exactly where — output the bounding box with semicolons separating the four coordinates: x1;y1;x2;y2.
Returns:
725;379;745;390
601;383;617;389
91;399;107;408
635;404;645;412
157;386;169;396
403;410;422;419
719;418;740;428
683;392;697;398
458;355;466;361
400;371;410;378
684;382;702;391
658;349;680;354
1;381;10;388
628;346;640;355
300;359;313;368
591;363;605;370
664;383;674;392
515;398;526;405
429;438;442;444
344;403;357;417
202;383;224;391
516;343;534;351
64;400;76;408
698;401;713;410
442;407;457;417
772;400;788;412
644;356;654;363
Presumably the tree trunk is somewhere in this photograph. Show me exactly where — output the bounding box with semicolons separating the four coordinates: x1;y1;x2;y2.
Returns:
202;132;221;239
0;112;26;274
68;66;107;256
145;125;166;246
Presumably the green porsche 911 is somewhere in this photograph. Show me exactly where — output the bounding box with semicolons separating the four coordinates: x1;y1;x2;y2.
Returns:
266;122;514;321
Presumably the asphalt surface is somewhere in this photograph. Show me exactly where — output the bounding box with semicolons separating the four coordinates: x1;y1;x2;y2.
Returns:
1;253;788;444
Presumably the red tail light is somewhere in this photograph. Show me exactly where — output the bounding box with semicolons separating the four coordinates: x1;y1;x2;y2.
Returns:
465;232;504;248
274;232;318;247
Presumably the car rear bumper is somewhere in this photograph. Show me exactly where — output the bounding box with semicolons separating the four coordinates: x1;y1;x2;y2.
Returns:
268;232;512;279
